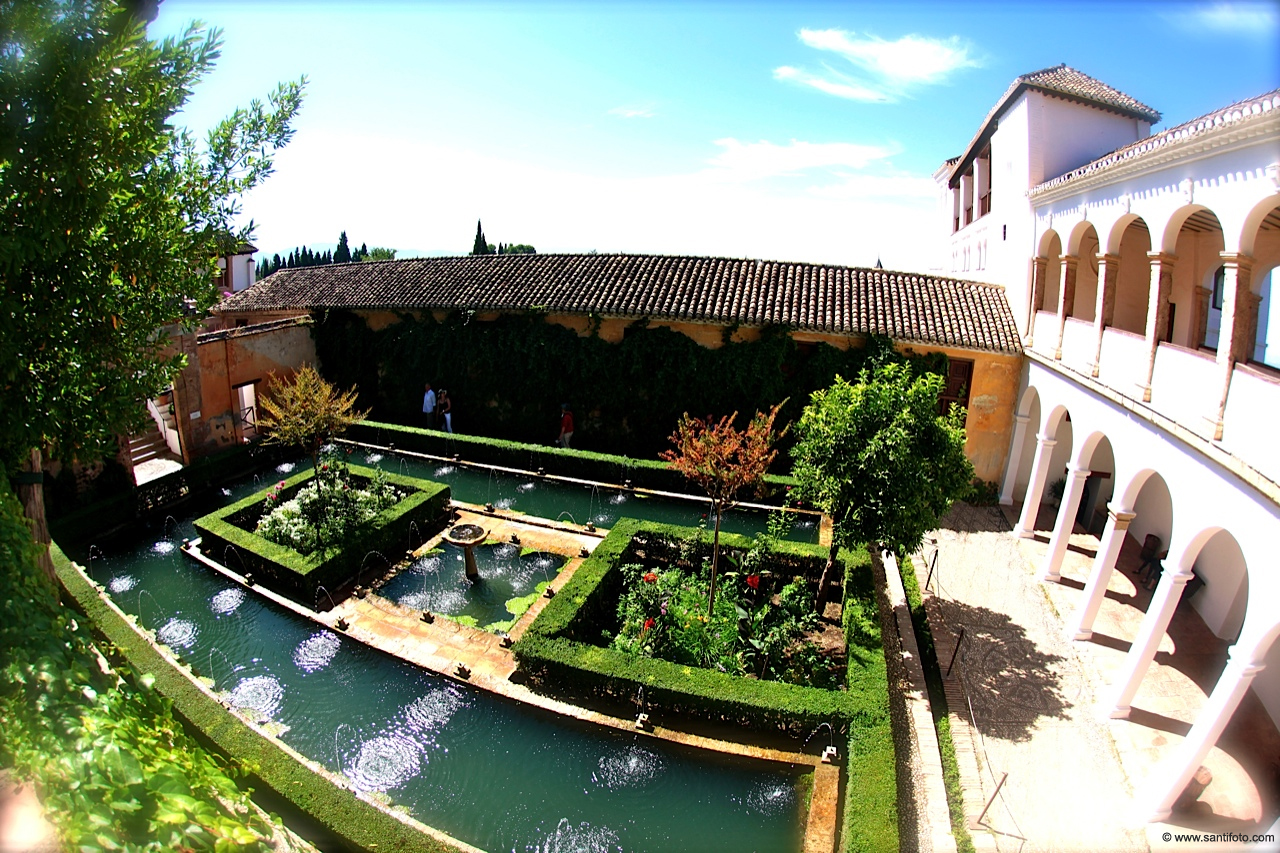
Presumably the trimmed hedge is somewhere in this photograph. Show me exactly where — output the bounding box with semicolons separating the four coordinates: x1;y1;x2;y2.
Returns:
513;518;879;734
194;464;450;608
347;420;799;498
51;545;469;853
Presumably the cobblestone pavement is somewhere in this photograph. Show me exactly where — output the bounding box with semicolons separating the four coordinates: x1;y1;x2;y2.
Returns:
913;501;1280;853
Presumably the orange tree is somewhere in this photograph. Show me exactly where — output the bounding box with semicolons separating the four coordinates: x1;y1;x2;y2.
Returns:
660;403;784;616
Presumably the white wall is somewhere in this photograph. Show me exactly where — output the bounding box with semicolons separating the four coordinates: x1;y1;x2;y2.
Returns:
1189;530;1249;641
1127;472;1173;555
1034;96;1148;188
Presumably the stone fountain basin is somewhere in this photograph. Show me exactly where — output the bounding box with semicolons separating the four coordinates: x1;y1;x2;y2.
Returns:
443;523;486;547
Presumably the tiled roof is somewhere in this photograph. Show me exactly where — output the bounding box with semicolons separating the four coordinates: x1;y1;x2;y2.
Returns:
216;253;1023;354
1031;89;1280;196
1018;64;1160;123
944;64;1160;182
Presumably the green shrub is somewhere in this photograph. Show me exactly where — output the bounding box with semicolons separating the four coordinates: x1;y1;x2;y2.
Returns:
0;475;278;851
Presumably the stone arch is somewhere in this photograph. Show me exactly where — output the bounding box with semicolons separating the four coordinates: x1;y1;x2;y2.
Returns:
1114;468;1173;563
1175;526;1250;642
1039;230;1064;315
1006;385;1043;503
1110;216;1153;335
1072;431;1116;534
1066;222;1101;322
1235;198;1280;366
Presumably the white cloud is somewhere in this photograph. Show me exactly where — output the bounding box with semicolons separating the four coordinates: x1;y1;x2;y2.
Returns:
778;28;979;102
608;105;656;119
772;66;889;103
1169;2;1279;33
705;138;898;181
238;130;940;274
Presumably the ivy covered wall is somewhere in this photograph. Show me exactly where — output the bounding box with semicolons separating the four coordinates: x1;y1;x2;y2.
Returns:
313;309;946;461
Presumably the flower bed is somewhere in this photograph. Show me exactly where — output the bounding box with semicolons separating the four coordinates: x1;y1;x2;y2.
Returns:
193;463;451;608
513;518;878;733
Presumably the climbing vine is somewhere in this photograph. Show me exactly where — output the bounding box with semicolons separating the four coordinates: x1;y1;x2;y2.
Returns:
313;310;946;459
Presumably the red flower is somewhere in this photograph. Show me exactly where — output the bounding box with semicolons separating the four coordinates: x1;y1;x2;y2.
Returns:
643;572;657;583
643;617;655;632
746;574;760;589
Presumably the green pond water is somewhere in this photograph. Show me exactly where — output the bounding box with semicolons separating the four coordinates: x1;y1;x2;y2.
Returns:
74;470;812;852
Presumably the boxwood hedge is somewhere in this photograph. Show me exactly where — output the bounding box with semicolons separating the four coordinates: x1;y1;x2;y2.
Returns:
193;464;450;608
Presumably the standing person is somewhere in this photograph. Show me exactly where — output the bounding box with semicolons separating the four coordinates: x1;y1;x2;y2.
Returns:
422;382;437;430
439;390;453;434
556;403;574;448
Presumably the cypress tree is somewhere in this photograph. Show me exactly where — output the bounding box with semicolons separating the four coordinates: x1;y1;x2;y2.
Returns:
334;231;351;263
471;220;490;255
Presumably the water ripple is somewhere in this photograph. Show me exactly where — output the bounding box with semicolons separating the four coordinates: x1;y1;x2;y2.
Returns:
595;744;664;790
741;780;797;816
230;675;284;717
151;541;176;555
157;618;198;649
109;575;137;593
535;818;621;853
348;735;421;792
210;587;246;615
293;632;341;673
275;461;296;474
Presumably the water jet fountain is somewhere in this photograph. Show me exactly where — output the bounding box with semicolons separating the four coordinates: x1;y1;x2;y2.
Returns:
443;523;487;582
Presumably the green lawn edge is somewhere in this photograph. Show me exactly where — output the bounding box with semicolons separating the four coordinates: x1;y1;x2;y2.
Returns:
52;544;472;853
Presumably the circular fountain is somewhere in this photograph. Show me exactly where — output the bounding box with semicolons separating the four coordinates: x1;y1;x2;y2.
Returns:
443;523;486;581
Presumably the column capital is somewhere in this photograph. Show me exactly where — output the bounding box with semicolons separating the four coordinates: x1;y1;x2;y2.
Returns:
1107;509;1137;528
1060;254;1079;269
1217;252;1255;272
1035;434;1058;447
1147;251;1177;264
1066;463;1092;479
1096;252;1121;265
1014;414;1031;425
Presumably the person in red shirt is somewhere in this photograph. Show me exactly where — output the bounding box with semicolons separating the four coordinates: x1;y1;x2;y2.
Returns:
557;403;574;448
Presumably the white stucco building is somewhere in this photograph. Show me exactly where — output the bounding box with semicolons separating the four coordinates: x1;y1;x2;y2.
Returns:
939;66;1280;821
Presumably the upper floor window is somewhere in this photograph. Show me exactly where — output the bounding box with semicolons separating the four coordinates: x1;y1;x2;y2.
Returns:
1211;265;1226;310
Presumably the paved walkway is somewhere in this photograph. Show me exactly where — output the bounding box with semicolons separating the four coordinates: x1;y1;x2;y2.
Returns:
911;501;1279;853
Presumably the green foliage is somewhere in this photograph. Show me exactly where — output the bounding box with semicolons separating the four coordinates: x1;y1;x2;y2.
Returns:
256;365;367;472
362;246;397;262
315;308;940;460
496;243;536;254
791;364;973;554
49;545;466;852
256;455;400;555
470;220;491;255
0;476;277;849
514;519;879;732
334;230;352;264
195;465;450;605
0;0;304;465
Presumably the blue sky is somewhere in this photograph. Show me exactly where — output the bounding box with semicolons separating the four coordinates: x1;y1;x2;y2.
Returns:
151;1;1279;271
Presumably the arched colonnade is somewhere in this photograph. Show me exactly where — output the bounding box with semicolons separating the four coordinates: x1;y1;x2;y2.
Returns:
1000;363;1280;821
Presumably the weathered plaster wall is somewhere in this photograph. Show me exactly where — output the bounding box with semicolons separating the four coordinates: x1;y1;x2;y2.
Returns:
183;321;317;459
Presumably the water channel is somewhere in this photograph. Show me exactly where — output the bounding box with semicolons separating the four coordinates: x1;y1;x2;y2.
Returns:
73;463;810;852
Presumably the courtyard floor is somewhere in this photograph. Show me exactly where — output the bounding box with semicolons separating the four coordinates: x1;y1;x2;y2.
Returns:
910;501;1280;853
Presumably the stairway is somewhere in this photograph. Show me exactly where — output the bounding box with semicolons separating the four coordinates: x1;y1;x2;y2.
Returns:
128;401;184;483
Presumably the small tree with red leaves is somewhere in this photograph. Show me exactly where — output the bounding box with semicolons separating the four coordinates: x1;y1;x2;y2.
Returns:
661;402;784;616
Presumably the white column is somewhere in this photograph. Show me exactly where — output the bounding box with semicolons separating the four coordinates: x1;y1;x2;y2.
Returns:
1143;651;1266;821
1014;433;1057;538
1068;507;1136;640
1108;566;1195;718
1041;463;1090;582
999;414;1032;506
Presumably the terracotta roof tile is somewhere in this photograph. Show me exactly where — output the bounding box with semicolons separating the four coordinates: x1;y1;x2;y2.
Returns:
218;253;1023;354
